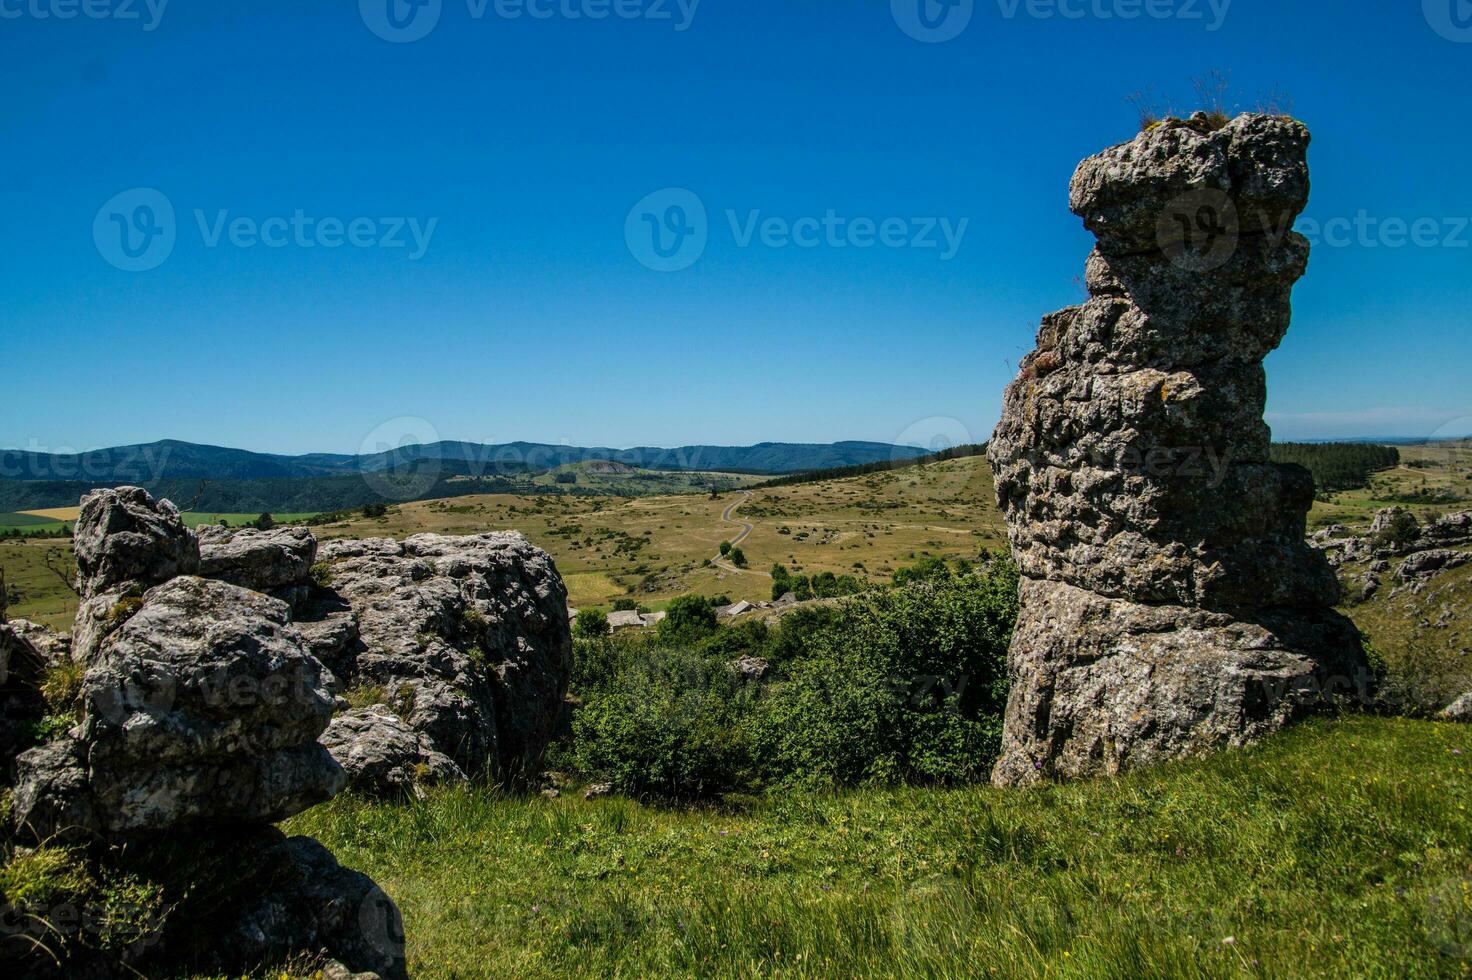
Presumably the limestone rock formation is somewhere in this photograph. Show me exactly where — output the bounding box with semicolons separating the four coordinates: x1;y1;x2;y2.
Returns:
13;576;344;838
1442;691;1472;723
314;532;574;779
989;114;1367;786
196;523;318;604
72;486;199;662
128;826;408;980
6;502;402;978
322;705;467;796
0;619;67;780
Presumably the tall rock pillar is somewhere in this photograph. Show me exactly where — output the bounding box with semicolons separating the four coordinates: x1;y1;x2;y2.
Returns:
988;113;1368;786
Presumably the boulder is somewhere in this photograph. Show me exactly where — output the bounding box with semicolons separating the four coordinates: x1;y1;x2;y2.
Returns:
988;115;1367;786
0;619;67;780
1397;549;1472;584
315;532;573;780
75;576;343;835
126;826;407;980
196;523;318;597
322;705;467;796
1442;692;1472;723
72;486;199;662
11;736;100;842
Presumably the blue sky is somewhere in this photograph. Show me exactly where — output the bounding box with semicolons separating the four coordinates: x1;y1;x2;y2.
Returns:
2;0;1469;456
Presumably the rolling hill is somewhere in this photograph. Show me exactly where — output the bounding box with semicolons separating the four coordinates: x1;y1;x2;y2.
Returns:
0;439;933;512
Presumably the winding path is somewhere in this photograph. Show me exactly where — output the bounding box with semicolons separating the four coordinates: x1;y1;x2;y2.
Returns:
712;490;767;576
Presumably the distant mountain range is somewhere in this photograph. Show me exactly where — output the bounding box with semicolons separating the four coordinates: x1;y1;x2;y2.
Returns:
0;439;933;513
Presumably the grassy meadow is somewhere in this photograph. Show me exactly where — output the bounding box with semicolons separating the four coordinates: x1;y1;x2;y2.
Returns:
286;716;1472;979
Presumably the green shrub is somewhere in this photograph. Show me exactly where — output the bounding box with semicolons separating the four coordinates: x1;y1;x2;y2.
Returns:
570;645;755;799
657;595;718;644
574;608;610;639
748;562;1018;788
564;561;1021;799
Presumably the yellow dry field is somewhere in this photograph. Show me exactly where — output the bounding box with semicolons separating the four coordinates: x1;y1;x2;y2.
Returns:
18;506;83;521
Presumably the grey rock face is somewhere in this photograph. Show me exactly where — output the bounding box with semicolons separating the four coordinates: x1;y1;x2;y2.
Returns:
989;114;1367;786
78;576;343;833
316;532;573;780
1443;692;1472;723
72;486;200;662
1;619;68;780
197;523;318;596
136;826;407;980
322;705;467;796
11;736;100;841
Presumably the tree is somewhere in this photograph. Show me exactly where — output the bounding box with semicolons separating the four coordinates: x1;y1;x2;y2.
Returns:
254;513;275;531
719;541;732;557
574;608;610;639
729;547;748;568
658;594;718;643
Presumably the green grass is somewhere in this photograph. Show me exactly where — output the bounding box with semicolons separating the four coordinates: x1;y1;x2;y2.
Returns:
0;512;60;530
284;716;1472;978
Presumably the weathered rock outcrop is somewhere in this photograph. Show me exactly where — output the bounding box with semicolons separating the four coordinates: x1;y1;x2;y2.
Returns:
196;523;318;607
7;489;405;979
322;705;466;796
72;486;199;662
0;619;67;781
989;114;1367;786
13;576;344;839
1443;691;1472;723
315;532;573;780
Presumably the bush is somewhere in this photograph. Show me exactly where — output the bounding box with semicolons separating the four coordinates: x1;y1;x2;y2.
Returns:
657;595;718;644
563;560;1021;799
747;563;1018;788
574;608;610;639
569;644;756;799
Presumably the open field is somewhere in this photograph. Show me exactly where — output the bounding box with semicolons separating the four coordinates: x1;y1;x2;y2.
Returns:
0;512;61;531
1307;442;1472;531
286;715;1472;979
309;455;1006;610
